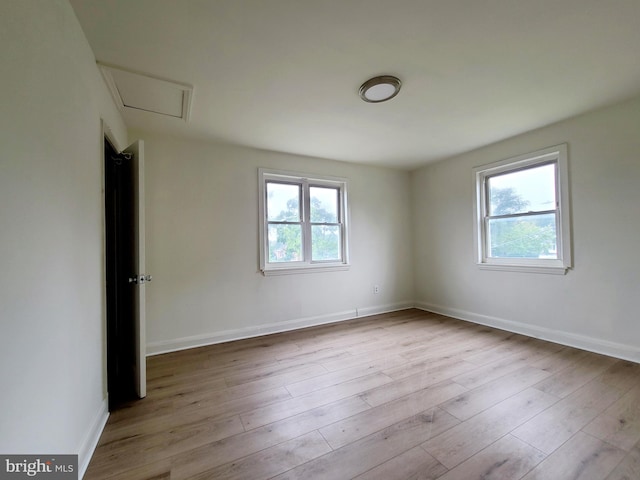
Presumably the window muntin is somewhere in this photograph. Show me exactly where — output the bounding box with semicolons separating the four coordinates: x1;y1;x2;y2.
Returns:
259;169;349;275
473;144;571;274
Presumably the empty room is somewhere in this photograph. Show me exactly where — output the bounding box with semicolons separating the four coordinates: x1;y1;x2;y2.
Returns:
1;1;640;479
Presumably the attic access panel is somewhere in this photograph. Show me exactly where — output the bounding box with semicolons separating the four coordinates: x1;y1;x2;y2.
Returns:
99;63;193;121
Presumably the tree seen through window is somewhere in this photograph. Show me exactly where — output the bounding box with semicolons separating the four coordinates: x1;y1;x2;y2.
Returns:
488;186;557;258
268;190;341;262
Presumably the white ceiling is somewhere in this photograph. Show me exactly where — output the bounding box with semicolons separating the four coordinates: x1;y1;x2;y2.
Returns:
70;0;640;170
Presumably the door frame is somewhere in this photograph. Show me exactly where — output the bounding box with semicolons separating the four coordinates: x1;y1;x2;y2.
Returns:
101;120;119;403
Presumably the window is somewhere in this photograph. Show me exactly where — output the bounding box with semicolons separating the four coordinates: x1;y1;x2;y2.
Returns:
259;169;349;275
473;144;571;274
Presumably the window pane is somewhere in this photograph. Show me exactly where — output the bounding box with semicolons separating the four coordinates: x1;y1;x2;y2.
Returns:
267;182;300;221
488;163;556;215
311;225;341;261
310;186;338;223
268;224;302;262
488;213;557;259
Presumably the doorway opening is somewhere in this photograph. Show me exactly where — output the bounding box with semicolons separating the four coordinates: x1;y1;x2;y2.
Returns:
104;137;138;411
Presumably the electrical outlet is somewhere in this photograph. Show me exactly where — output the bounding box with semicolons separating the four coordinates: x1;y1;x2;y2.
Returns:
373;285;380;294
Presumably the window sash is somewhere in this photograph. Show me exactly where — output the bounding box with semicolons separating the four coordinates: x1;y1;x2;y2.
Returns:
484;160;558;217
260;169;349;274
482;162;561;261
266;181;302;222
484;211;559;260
310;185;340;224
486;209;557;220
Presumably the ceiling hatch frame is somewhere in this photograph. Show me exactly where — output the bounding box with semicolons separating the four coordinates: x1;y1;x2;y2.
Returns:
98;62;193;122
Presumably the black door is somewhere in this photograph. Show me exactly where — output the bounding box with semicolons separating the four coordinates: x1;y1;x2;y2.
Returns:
105;139;137;410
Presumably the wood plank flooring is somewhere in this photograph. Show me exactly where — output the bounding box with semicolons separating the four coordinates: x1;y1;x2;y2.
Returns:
85;309;640;480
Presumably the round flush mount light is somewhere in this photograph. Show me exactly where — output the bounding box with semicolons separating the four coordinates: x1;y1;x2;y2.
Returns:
359;75;402;103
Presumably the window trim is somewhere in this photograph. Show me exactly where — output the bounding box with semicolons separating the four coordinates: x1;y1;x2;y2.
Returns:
258;168;350;276
472;144;572;275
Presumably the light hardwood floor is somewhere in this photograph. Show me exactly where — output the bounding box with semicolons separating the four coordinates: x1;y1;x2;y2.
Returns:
85;309;640;480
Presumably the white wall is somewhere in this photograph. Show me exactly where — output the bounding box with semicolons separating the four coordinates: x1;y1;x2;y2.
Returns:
412;95;640;361
0;0;127;473
131;131;414;353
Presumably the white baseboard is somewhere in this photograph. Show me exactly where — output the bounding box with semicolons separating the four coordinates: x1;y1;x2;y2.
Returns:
415;301;640;363
78;398;109;479
147;302;414;356
356;301;415;318
146;299;639;362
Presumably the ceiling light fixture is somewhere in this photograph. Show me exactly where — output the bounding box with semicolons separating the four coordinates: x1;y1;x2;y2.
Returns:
359;75;402;103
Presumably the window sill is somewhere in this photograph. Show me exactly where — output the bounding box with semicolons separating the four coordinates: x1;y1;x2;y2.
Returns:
478;262;569;275
261;263;350;276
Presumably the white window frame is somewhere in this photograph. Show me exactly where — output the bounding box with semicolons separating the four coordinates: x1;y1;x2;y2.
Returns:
258;168;350;276
473;144;572;275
